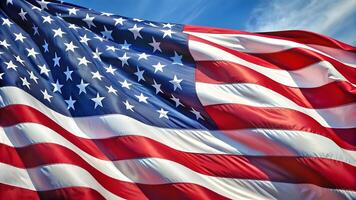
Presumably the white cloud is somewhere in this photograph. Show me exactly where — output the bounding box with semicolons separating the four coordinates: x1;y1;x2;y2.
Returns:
246;0;356;45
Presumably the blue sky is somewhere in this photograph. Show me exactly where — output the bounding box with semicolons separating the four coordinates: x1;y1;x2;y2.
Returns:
65;0;356;45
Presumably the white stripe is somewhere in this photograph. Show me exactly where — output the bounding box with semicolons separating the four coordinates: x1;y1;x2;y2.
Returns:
0;123;134;183
185;32;356;68
2;118;356;168
0;163;122;199
99;158;356;200
1;122;355;167
189;40;356;88
0;86;355;163
0;163;35;190
0;162;354;200
196;82;356;128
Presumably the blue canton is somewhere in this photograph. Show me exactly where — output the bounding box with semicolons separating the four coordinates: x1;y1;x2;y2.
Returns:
0;0;216;129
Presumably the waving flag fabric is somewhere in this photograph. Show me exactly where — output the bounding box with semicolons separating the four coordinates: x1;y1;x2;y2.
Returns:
0;0;355;199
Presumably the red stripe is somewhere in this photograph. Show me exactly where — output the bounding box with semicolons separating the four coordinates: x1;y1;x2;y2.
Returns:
0;183;40;200
98;136;356;190
0;103;354;154
2;142;356;190
248;47;353;70
0;104;110;160
0;183;108;200
1;127;355;190
136;183;229;200
0;143;231;200
0;181;229;200
249;47;356;83
39;187;105;200
259;30;356;52
196;61;356;108
184;25;356;51
189;35;356;84
204;104;355;149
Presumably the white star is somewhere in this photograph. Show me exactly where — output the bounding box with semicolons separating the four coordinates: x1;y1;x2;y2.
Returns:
119;79;132;89
137;52;149;60
91;71;103;80
134;67;145;82
6;0;13;5
161;29;175;38
27;70;39;83
77;79;89;94
133;18;144;22
38;64;50;76
52;52;61;67
68;7;79;15
114;17;126;26
65;96;76;110
106;45;118;52
80;34;91;45
135;93;148;103
64;41;78;52
42;15;53;24
77;56;91;66
129;24;143;39
170;95;183;107
157;108;169;119
191;108;204;120
123;100;134;111
83;14;96;28
0;39;10;49
101;12;113;16
15;56;25;66
56;12;62;18
0;72;4;80
92;48;102;61
169;75;182;91
68;24;80;31
2;18;13;27
26;48;39;58
32;25;39;35
5;60;18;71
163;23;174;29
18;9;27;21
64;67;73;81
42;40;49;52
120;40;131;50
38;0;50;10
105;85;118;95
20;77;30;89
91;93;105;109
41;89;53;102
152;62;166;73
105;65;116;75
51;80;63;93
118;53;130;67
146;22;158;27
101;26;113;40
152;79;163;94
171;51;183;65
94;35;106;42
149;37;161;52
53;28;66;38
32;5;41;11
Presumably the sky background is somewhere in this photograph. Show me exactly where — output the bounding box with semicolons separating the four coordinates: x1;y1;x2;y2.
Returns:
65;0;356;45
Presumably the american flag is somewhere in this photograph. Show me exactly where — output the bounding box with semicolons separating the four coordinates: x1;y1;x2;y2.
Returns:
0;0;355;199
